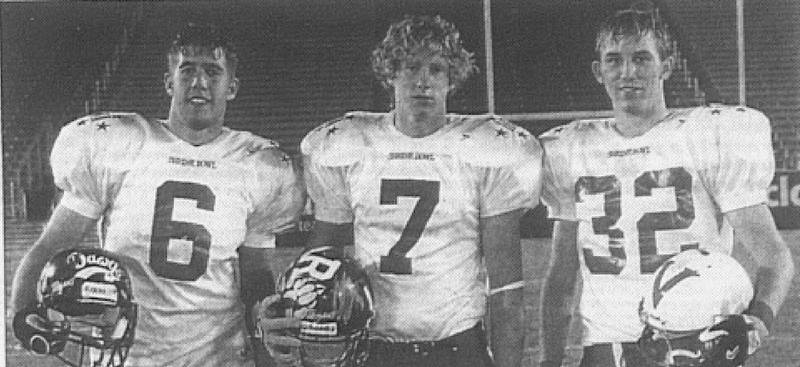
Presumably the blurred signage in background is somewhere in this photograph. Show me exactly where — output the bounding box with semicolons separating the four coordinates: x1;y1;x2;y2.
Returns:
768;170;800;230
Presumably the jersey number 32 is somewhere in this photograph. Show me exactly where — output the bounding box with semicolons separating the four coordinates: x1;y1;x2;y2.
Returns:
576;167;698;275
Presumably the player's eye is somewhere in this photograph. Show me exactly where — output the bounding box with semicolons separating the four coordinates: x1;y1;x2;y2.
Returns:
205;68;222;77
429;63;446;75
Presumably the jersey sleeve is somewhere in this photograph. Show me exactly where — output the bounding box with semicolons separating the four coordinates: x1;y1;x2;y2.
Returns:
456;116;543;217
480;135;543;217
539;124;578;220
50;113;145;219
699;107;775;213
300;118;358;224
244;145;305;248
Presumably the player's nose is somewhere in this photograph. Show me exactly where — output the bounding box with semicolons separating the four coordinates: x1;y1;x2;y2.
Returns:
190;71;210;89
620;59;637;78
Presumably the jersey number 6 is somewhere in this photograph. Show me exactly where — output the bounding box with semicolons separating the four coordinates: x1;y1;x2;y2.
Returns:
379;179;440;275
149;181;215;281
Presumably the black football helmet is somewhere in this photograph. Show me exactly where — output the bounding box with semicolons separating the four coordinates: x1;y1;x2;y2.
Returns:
13;247;137;367
637;249;753;367
272;246;374;367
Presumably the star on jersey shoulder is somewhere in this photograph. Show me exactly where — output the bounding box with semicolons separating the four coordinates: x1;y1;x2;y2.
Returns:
326;125;339;136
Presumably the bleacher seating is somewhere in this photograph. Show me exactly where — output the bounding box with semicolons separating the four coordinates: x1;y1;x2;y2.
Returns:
666;0;800;169
4;0;799;219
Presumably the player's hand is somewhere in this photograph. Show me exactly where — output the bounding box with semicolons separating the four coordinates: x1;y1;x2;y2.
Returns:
258;294;302;367
741;314;768;355
700;314;766;356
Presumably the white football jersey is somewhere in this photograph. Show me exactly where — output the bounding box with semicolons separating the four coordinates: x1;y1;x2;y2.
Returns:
539;105;774;344
51;112;304;366
302;111;542;341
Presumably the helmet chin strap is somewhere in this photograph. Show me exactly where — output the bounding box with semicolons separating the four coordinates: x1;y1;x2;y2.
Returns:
665;348;703;366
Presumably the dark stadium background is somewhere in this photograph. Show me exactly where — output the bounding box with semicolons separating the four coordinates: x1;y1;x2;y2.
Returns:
3;1;799;366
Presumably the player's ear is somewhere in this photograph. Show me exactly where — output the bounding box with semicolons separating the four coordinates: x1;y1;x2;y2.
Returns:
591;60;603;84
164;72;174;96
660;55;674;80
226;77;239;101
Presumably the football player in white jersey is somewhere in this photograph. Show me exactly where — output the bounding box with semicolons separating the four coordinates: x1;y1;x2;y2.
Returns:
537;8;794;367
11;23;304;367
261;15;542;367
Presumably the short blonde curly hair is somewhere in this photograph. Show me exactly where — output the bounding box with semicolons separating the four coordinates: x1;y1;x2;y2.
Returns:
371;15;478;92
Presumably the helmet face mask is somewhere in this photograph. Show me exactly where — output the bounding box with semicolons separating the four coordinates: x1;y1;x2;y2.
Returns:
638;249;752;367
30;248;137;367
275;246;374;367
299;328;369;367
639;324;714;366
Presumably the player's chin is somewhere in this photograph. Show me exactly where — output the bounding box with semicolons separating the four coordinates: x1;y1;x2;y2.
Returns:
613;96;648;110
184;116;218;130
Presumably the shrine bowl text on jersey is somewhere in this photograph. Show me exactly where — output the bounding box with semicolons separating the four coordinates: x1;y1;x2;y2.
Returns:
301;111;542;341
539;105;774;344
50;112;304;366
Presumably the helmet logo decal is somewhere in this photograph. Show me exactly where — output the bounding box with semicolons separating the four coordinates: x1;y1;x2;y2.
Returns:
75;266;122;283
287;253;341;285
300;320;339;337
80;281;119;304
652;260;700;307
67;251;123;281
726;345;740;360
285;279;327;312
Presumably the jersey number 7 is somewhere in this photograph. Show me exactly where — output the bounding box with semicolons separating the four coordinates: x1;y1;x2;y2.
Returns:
379;179;440;275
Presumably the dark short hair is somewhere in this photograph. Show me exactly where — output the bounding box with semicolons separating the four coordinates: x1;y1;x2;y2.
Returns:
595;7;672;61
167;22;239;76
371;15;477;91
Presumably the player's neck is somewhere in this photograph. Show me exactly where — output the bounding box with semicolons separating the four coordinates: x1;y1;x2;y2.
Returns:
612;104;671;138
393;108;447;138
165;116;225;146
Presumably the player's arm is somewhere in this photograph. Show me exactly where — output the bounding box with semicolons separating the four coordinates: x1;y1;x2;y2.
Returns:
10;204;96;315
707;108;793;347
239;245;277;367
539;219;580;367
725;204;794;337
482;208;526;367
244;146;307;367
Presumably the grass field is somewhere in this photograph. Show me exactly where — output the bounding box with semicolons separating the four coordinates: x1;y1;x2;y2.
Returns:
5;222;800;366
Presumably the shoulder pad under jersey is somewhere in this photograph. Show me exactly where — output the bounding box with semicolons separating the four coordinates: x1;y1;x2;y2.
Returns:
51;112;149;197
452;114;542;167
235;131;292;168
301;112;384;167
61;111;149;151
681;105;769;132
698;104;766;120
538;118;607;142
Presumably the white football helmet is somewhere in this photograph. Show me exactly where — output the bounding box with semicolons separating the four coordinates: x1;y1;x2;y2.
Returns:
638;249;754;367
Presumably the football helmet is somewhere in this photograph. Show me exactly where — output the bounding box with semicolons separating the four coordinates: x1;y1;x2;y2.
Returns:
13;247;137;367
272;246;374;367
638;249;753;367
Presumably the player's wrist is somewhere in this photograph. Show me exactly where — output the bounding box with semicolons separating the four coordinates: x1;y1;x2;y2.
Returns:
745;300;775;333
